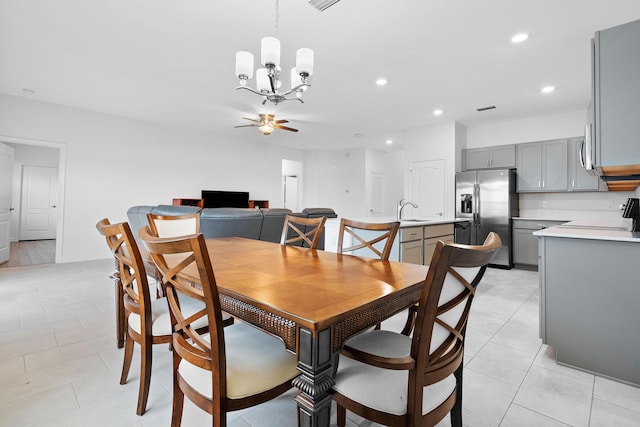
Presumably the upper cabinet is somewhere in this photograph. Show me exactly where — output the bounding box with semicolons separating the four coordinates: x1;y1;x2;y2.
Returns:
587;19;640;181
462;145;515;171
517;139;568;192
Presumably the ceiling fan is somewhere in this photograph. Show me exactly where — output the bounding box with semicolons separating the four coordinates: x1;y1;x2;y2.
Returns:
234;113;299;135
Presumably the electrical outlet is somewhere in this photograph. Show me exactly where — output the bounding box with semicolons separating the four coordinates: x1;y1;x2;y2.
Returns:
542;200;548;209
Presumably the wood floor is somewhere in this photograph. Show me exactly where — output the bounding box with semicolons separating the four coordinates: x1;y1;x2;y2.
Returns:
0;239;56;267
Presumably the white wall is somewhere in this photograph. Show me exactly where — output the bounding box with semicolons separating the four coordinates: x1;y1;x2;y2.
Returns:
0;94;304;262
303;148;367;218
466;110;587;148
403;121;459;219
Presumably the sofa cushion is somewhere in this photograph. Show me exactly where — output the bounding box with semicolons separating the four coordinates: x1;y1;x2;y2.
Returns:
200;208;263;240
300;208;337;249
258;208;292;243
151;204;202;216
126;206;155;245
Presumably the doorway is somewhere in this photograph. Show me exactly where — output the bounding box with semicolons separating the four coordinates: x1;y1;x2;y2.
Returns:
282;159;303;211
0;136;65;267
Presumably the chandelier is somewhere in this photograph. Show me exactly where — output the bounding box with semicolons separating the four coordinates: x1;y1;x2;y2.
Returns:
234;1;314;106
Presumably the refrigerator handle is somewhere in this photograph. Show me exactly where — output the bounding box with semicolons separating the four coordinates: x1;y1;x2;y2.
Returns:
473;183;480;226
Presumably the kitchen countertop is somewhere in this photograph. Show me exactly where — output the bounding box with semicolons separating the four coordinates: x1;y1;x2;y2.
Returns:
533;218;640;242
326;216;470;228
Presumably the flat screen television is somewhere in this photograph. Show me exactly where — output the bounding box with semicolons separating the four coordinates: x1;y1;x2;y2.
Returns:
201;190;250;208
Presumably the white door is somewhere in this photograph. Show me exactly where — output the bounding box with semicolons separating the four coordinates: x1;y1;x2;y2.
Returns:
0;143;14;263
368;172;383;217
19;165;58;240
283;175;299;212
409;160;445;217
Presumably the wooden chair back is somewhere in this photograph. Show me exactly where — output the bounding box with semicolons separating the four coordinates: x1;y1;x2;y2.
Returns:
411;232;501;424
335;232;501;426
96;218;152;329
138;227;227;396
280;215;327;249
337;218;400;260
147;212;200;237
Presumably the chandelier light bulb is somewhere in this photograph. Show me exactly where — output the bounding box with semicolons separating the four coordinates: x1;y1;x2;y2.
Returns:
235;51;254;80
261;37;281;67
296;48;314;76
256;68;271;93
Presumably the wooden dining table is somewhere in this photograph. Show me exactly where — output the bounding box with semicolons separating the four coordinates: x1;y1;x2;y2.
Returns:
178;237;428;427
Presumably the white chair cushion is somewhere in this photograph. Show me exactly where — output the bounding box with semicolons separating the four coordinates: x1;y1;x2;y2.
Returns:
178;322;300;400
345;324;449;356
128;295;213;336
334;353;456;416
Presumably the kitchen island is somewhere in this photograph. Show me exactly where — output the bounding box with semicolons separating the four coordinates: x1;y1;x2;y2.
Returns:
534;219;640;386
324;217;469;266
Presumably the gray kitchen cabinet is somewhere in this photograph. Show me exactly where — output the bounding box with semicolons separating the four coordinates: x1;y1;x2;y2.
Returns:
538;233;640;386
424;223;454;265
512;219;566;268
568;137;603;191
588;19;640;173
516;139;568;192
399;226;423;265
462;145;515;170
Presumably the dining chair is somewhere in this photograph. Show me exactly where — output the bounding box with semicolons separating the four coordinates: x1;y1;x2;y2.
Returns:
138;227;300;427
280;214;327;249
147;212;200;237
337;218;400;260
95;218;211;416
332;232;501;427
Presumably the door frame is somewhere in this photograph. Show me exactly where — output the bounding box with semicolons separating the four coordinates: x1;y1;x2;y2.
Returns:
0;135;66;263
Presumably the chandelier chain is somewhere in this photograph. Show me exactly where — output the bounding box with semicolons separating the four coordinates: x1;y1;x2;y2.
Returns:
275;0;279;37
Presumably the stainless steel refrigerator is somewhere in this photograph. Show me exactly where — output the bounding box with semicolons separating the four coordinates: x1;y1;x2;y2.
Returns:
455;169;519;268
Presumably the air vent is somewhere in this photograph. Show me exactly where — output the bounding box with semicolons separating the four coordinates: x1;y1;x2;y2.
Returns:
309;0;341;11
476;105;496;112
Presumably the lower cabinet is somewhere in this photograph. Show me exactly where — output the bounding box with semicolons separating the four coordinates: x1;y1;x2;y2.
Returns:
398;223;454;265
512;219;567;268
424;224;454;265
399;226;423;265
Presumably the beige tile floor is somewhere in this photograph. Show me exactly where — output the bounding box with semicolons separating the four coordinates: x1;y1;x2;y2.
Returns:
0;259;639;426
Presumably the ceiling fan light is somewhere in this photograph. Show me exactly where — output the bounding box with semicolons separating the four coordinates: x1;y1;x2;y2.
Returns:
259;124;275;135
235;51;254;80
261;37;281;67
296;48;314;76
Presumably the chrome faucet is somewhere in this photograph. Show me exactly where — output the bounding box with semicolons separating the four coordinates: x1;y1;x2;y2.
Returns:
397;199;419;220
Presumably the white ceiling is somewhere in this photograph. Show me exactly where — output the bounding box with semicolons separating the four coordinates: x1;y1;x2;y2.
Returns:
2;0;640;151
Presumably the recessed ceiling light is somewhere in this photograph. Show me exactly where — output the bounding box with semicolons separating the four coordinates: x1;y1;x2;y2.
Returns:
433;109;443;116
386;139;393;145
511;33;529;43
541;86;555;93
376;78;387;86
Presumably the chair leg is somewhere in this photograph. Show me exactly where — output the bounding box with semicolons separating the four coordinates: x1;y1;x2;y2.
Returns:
337;403;346;427
136;340;153;415
451;362;464;427
120;332;134;385
113;272;125;349
171;365;185;427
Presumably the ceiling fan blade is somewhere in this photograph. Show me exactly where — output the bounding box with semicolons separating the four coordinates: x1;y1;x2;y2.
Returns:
241;117;260;123
234;124;258;128
275;125;299;132
274;119;289;124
